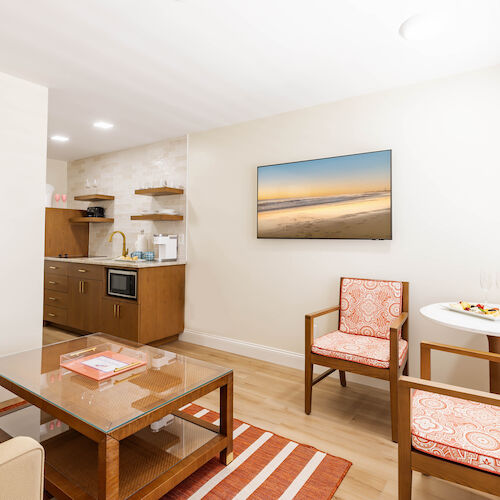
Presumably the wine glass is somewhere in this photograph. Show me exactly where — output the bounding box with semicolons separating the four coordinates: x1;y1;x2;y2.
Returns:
92;178;98;193
85;179;91;191
480;268;494;305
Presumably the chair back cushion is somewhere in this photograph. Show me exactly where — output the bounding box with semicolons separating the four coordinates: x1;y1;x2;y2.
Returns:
339;278;403;339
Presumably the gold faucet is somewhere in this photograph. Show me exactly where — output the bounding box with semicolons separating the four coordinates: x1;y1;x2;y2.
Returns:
109;231;128;257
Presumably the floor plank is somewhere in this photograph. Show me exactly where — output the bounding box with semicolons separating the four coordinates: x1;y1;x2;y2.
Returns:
43;327;496;500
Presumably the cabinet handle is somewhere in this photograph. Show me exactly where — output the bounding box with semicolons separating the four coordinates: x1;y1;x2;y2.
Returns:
48;297;56;301
117;304;120;318
113;304;116;318
49;266;57;270
77;269;87;273
48;313;56;317
48;281;56;285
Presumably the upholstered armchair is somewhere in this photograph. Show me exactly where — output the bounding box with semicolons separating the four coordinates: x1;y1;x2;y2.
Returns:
305;277;409;442
0;435;44;499
398;342;500;499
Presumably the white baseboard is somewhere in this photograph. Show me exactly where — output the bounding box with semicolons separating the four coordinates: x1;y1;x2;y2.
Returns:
180;328;388;391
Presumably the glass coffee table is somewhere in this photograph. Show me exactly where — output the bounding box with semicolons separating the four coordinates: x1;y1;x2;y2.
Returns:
0;333;233;499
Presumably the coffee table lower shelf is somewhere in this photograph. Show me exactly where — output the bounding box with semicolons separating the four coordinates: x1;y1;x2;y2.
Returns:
43;414;228;500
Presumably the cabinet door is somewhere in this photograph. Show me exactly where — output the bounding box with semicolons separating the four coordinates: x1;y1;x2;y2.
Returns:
80;279;102;333
101;298;138;341
67;277;85;330
68;277;102;332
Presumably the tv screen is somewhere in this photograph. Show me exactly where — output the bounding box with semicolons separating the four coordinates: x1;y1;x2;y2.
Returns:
257;149;392;239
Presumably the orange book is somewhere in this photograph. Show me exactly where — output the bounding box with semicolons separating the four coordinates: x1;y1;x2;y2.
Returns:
60;350;146;381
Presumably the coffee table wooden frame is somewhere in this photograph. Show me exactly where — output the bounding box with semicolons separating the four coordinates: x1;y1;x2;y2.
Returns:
0;370;233;500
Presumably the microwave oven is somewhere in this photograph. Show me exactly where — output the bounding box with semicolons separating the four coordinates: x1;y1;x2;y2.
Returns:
107;269;137;299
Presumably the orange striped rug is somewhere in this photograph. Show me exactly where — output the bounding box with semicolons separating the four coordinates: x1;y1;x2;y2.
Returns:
164;403;351;499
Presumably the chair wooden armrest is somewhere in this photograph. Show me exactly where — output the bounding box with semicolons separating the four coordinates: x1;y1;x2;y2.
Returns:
389;313;408;372
420;341;500;380
390;312;408;332
305;305;340;320
305;305;339;348
399;375;500;407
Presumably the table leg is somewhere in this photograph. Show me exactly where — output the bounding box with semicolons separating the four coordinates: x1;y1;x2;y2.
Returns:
487;336;500;394
98;435;119;500
219;373;234;465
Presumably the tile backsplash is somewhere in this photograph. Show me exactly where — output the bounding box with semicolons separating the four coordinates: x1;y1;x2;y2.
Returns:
68;136;187;260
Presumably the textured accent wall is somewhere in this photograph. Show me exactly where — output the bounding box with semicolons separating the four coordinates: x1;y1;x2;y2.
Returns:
68;136;187;259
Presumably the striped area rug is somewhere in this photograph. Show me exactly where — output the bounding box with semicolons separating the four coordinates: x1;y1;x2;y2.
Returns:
164;403;351;500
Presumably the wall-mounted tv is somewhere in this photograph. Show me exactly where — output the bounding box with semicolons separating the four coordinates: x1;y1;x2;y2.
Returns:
257;149;392;239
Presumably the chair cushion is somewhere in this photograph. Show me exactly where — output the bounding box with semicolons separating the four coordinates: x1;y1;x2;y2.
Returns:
411;390;500;475
311;330;408;369
339;278;403;340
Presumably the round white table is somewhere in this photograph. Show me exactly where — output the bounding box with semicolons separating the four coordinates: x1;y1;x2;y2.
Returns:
420;302;500;394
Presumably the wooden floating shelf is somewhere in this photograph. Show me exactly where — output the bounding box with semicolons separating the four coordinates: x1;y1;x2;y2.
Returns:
130;214;183;221
135;187;184;196
69;217;114;223
74;194;115;201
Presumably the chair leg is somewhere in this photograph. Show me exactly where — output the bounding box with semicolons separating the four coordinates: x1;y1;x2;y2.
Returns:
390;374;399;442
305;360;313;415
398;458;412;499
339;370;347;387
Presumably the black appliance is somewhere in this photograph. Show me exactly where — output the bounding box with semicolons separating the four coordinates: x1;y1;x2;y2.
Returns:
86;206;105;218
107;269;137;300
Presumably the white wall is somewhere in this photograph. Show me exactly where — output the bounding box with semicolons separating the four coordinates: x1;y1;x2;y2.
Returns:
46;158;67;198
186;65;500;391
0;72;47;395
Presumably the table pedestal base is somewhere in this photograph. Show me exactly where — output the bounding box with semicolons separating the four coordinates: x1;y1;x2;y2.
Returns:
487;335;500;394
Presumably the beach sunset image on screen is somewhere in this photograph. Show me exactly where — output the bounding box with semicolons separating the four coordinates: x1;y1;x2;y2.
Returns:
257;150;391;239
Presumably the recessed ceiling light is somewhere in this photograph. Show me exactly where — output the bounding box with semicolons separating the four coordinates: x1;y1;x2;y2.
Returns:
93;121;114;130
399;13;446;41
50;135;69;142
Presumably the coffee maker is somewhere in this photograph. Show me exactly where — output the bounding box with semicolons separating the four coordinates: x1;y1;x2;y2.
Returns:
153;234;178;262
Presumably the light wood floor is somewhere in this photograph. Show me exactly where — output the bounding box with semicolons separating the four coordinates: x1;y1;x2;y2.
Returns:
43;326;496;500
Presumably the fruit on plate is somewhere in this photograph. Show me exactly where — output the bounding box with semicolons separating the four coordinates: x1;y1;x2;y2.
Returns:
458;301;500;316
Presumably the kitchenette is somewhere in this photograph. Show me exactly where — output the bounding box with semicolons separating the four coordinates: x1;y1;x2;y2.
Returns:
44;136;187;344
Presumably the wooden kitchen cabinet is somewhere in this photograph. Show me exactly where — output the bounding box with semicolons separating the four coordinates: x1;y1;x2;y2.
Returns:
44;259;185;344
67;277;103;332
101;298;138;341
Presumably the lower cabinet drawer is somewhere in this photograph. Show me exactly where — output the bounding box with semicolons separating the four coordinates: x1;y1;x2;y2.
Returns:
44;290;68;309
68;263;103;281
44;305;67;324
45;274;68;292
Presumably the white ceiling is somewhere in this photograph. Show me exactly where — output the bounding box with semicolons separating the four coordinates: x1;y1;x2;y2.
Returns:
0;0;499;161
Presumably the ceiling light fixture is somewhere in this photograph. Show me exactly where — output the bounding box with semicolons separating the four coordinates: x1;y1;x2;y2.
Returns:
399;13;446;41
50;135;69;142
93;121;114;130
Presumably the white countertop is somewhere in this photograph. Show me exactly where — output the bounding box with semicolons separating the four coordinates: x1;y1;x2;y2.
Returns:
45;256;186;269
